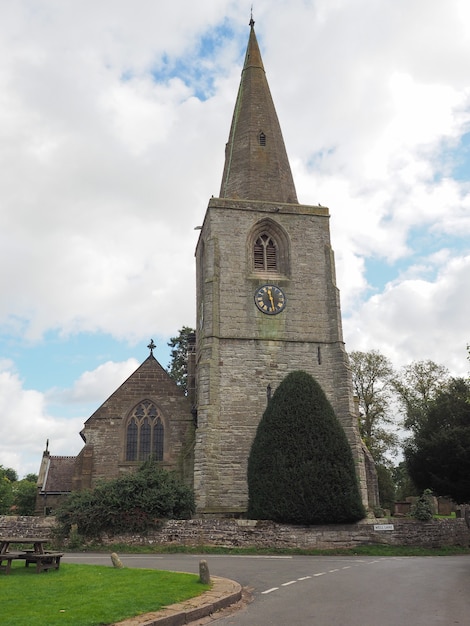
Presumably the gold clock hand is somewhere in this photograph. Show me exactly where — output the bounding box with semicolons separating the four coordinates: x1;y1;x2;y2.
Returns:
267;288;275;311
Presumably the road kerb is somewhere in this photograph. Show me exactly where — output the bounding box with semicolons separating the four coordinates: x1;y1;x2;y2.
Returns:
115;576;242;626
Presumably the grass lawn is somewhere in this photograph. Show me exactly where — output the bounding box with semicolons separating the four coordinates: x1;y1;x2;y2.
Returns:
1;562;210;626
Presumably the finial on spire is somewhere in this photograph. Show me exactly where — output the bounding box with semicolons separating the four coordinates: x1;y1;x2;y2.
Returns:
147;339;156;356
249;5;255;28
45;439;49;452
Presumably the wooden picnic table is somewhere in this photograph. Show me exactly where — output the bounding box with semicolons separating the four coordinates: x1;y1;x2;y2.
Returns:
0;537;49;555
0;537;62;574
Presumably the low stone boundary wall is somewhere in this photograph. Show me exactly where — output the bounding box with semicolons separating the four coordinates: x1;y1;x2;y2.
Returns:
100;518;470;549
0;515;55;538
1;516;468;549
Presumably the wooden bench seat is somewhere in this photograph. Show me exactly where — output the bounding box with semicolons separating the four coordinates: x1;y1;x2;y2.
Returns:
18;551;64;573
0;552;24;575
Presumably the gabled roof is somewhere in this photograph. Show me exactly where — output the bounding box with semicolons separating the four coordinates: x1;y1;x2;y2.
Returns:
39;455;76;494
83;354;185;426
219;18;298;204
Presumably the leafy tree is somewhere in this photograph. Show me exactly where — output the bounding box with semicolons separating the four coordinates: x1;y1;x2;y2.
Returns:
12;479;37;515
247;370;365;524
2;466;18;482
167;326;195;393
404;378;470;503
392;461;419;501
349;350;398;462
393;360;450;434
0;465;17;514
56;460;195;538
375;463;396;510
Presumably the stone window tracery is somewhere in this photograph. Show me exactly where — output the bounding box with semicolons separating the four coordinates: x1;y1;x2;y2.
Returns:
249;218;290;277
254;233;278;272
125;400;164;462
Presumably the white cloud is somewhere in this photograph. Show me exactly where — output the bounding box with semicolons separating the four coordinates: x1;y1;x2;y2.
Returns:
0;364;83;477
0;358;145;477
344;254;470;375
47;358;140;405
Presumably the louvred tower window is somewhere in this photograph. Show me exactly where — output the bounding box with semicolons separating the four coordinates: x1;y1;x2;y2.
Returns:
254;233;278;272
250;218;290;277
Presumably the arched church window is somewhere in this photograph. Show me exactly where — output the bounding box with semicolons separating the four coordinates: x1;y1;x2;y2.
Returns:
254;233;278;272
259;132;266;146
250;219;290;277
125;400;165;462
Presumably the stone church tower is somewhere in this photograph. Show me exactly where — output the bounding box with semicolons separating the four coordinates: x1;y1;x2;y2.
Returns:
194;19;377;515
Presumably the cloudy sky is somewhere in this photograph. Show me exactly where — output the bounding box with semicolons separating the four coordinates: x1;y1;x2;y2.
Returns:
1;0;469;478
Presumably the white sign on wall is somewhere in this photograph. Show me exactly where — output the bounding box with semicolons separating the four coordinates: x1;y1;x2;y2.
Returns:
373;524;394;531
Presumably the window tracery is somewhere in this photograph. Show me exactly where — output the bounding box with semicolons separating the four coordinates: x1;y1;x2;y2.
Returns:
125;400;164;462
249;219;290;276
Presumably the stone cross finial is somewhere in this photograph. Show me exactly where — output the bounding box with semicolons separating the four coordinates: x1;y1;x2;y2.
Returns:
147;339;156;356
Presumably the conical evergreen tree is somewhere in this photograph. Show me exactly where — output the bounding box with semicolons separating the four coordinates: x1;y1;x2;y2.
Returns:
247;371;365;524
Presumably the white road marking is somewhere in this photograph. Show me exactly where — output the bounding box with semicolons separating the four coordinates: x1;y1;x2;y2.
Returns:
260;559;389;595
262;587;279;594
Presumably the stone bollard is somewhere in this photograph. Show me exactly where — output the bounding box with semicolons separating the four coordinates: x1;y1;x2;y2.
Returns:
199;559;210;584
111;552;124;568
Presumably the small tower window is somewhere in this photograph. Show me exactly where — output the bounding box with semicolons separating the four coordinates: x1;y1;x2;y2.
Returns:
259;132;266;146
254;233;278;272
249;218;290;277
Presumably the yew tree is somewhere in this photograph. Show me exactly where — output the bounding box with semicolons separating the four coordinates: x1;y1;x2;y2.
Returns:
247;371;365;524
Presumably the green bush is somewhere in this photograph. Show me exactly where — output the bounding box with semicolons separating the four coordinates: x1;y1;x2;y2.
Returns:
409;489;434;521
56;460;195;539
247;370;365;525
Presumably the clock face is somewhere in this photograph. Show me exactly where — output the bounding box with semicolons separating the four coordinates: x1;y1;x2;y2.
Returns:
254;284;286;315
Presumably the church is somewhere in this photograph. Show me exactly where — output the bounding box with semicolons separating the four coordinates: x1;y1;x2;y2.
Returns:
37;19;378;516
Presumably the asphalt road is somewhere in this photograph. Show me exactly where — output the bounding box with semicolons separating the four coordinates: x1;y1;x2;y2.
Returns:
64;552;470;625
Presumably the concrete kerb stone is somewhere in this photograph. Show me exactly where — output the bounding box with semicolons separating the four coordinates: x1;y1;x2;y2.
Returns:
115;576;242;626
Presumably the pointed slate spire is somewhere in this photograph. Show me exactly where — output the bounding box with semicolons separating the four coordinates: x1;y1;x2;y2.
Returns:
219;18;298;204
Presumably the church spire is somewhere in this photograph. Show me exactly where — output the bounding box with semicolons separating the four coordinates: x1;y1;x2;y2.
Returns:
219;19;298;204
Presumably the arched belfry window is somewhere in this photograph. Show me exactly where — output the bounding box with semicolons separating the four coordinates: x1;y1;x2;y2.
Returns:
249;219;290;277
254;233;277;272
125;400;165;462
259;131;266;146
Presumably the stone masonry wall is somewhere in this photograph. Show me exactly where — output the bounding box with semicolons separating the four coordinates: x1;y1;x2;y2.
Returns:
0;515;55;538
2;516;467;550
194;199;372;513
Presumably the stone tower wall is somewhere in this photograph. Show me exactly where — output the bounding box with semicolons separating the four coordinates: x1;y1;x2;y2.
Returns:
194;199;370;513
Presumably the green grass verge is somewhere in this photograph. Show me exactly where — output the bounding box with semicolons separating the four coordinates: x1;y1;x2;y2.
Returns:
2;562;210;626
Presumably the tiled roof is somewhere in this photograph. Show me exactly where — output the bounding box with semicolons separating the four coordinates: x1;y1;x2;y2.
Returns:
42;455;76;493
